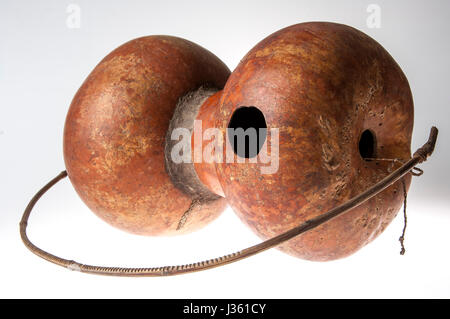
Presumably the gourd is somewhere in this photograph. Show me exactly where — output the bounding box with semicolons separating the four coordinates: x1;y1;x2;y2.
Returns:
20;22;438;275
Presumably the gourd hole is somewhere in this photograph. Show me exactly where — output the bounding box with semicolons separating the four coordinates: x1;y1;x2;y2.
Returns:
227;106;267;158
359;129;376;160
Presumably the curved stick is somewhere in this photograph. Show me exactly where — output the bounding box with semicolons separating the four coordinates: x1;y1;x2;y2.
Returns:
20;127;438;276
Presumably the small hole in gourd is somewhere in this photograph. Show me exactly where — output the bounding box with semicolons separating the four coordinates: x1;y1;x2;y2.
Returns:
359;129;376;160
227;106;267;158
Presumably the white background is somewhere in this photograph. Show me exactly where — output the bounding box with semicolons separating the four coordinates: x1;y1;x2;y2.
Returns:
1;0;449;298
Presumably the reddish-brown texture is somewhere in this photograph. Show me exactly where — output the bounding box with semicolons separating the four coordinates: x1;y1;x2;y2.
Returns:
64;36;230;236
192;91;225;197
215;22;414;261
64;23;414;261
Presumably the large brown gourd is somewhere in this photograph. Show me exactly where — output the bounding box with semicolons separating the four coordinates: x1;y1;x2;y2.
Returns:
20;22;438;275
215;22;413;260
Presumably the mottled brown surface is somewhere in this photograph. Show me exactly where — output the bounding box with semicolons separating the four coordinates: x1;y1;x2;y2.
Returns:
192;91;226;197
215;22;413;261
64;36;229;236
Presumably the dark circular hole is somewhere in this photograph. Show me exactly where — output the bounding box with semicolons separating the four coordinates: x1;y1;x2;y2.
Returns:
227;106;267;158
359;129;376;160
